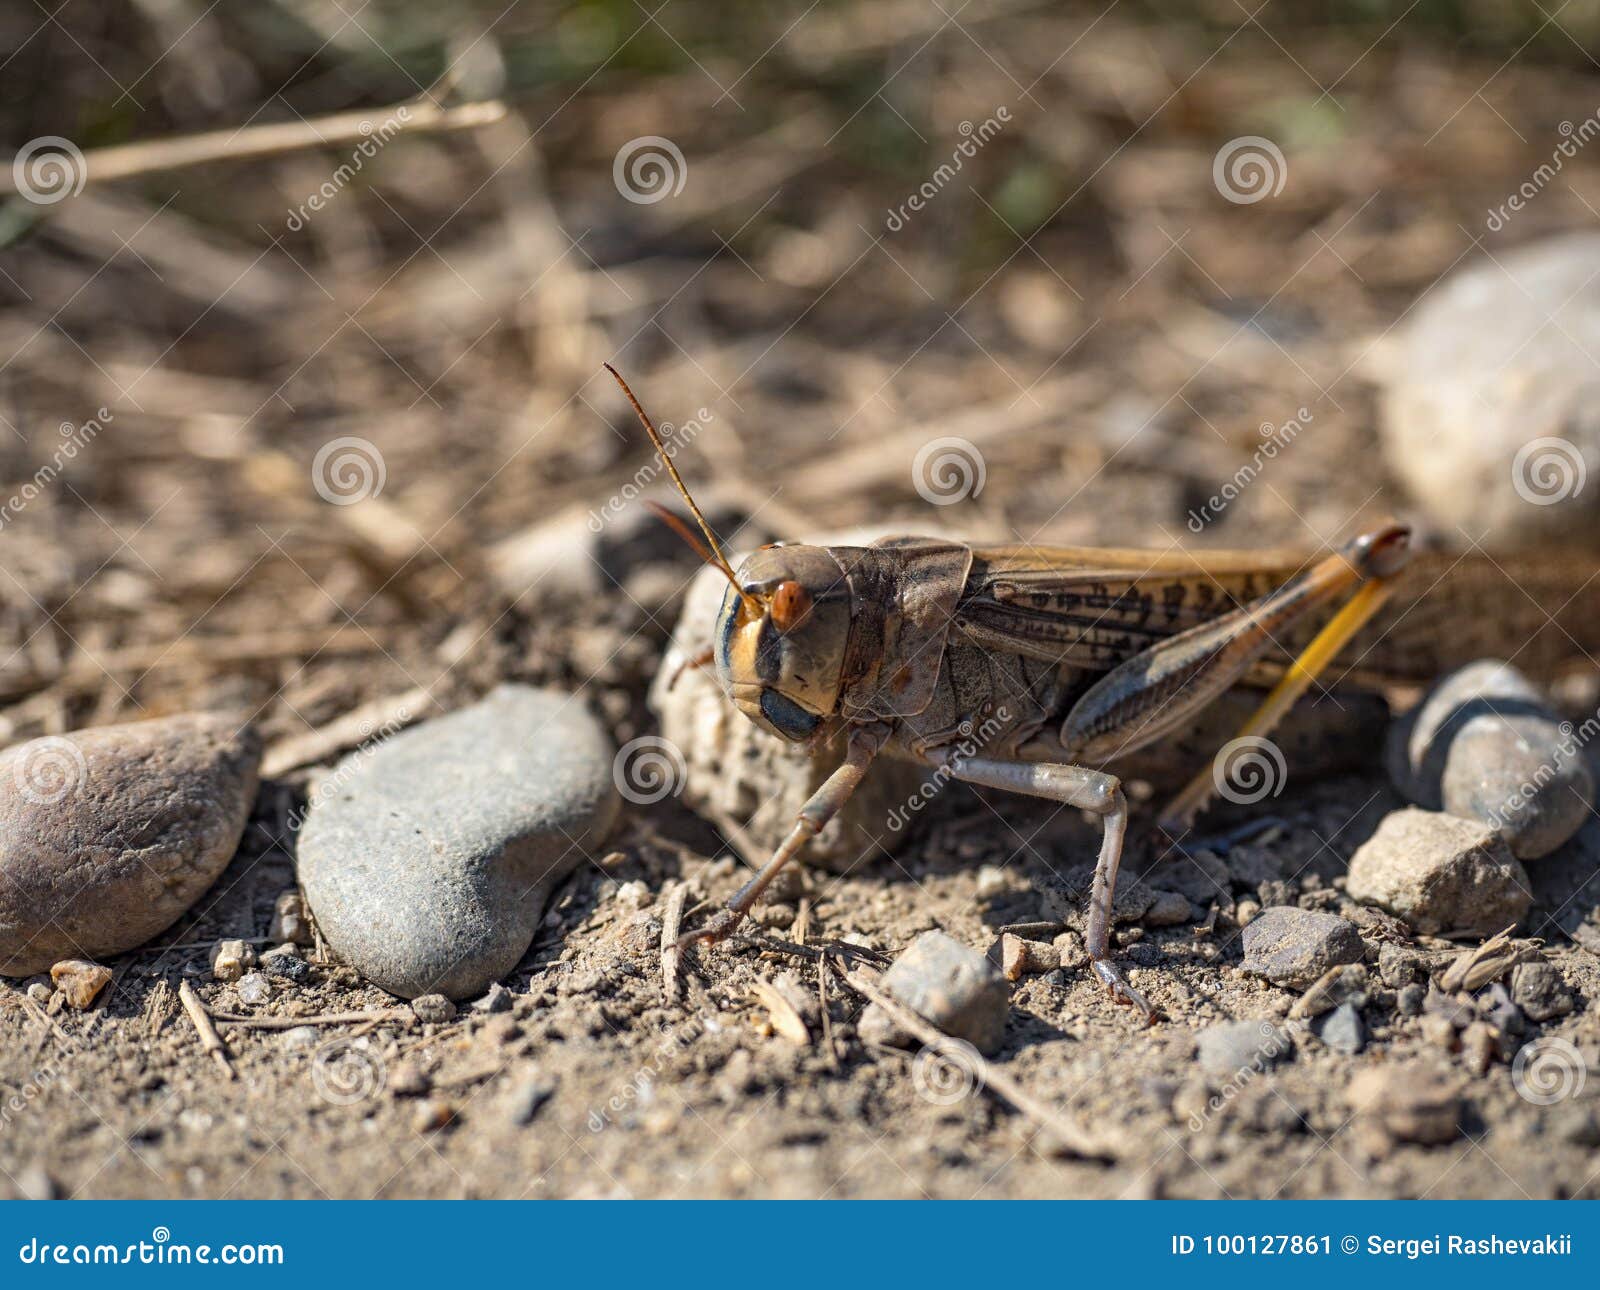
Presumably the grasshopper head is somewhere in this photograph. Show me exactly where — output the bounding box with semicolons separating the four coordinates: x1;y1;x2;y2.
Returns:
714;544;851;743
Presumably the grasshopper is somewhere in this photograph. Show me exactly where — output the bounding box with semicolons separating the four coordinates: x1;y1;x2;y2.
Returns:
605;366;1600;1019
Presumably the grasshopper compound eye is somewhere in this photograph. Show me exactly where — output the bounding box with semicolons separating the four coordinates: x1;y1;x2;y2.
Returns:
770;580;812;632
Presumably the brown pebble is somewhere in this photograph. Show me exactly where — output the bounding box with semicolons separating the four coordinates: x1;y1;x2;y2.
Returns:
50;959;111;1010
1460;1021;1500;1075
411;1098;456;1132
1000;933;1059;981
389;1060;430;1098
1347;1066;1462;1157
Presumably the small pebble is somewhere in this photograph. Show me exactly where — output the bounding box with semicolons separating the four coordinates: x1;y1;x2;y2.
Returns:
1234;898;1261;926
1315;1002;1365;1055
411;1099;456;1133
16;1164;57;1201
1240;906;1365;990
507;1077;556;1125
1143;890;1192;927
974;866;1008;900
1396;983;1426;1016
1346;809;1531;936
877;930;1010;1055
612;881;651;912
1052;929;1086;970
25;981;51;1004
1289;963;1369;1019
1420;1013;1458;1049
1461;1020;1499;1074
411;994;457;1025
49;959;111;1010
269;890;314;946
1347;1066;1462;1157
389;1060;430;1098
1378;942;1425;989
209;939;255;983
283;1025;320;1048
236;973;270;1005
262;950;310;983
1194;1020;1289;1079
999;934;1059;981
471;983;513;1014
1387;661;1593;858
1510;961;1575;1021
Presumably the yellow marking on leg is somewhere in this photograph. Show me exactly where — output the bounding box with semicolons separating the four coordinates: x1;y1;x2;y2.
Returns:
1160;576;1397;830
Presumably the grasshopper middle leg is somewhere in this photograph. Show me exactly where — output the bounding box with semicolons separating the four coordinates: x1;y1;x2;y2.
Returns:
931;752;1149;1020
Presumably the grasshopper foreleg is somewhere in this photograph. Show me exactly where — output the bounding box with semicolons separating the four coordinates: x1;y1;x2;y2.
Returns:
930;753;1151;1022
678;721;890;951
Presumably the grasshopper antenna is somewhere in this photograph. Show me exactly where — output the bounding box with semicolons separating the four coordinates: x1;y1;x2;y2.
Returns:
603;363;758;615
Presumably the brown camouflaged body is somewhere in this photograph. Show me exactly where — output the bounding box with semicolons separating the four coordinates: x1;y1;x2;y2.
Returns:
849;538;1600;771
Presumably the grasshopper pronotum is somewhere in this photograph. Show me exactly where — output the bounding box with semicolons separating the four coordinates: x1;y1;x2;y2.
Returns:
606;365;1597;1020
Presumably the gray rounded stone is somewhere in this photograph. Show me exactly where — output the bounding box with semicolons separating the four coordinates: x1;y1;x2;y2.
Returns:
0;713;261;977
1387;661;1592;859
878;930;1010;1055
1367;233;1600;549
297;685;620;1001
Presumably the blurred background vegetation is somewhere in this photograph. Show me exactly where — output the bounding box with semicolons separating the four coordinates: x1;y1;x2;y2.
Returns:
3;0;1600;743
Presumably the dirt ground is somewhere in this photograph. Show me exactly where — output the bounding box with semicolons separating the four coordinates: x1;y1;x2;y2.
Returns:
3;3;1600;1199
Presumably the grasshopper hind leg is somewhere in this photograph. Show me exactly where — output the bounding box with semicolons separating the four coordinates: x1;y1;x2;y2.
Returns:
931;753;1153;1023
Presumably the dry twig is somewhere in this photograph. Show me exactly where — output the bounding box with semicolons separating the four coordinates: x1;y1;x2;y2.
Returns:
837;962;1118;1162
177;981;235;1080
